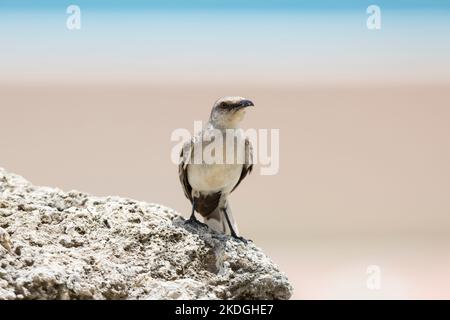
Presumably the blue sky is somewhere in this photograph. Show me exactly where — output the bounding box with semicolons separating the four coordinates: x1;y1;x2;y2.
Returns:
1;0;449;11
1;1;449;84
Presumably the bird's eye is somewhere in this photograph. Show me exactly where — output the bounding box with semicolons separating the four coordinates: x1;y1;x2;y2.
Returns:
220;103;227;109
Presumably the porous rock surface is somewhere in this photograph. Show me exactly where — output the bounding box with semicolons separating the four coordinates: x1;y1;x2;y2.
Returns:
0;168;292;300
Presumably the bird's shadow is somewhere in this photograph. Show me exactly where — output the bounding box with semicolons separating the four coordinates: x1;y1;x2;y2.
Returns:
172;215;246;275
172;215;229;244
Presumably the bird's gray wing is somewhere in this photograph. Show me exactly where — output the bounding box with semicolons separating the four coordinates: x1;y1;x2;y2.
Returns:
179;139;194;202
231;137;253;193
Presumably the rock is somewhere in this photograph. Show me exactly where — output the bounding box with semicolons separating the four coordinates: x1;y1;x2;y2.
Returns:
0;167;292;300
0;227;12;252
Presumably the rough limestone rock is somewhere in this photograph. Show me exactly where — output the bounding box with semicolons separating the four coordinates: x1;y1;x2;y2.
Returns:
0;168;292;300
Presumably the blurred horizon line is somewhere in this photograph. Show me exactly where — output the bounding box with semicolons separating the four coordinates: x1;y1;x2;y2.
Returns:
1;79;450;87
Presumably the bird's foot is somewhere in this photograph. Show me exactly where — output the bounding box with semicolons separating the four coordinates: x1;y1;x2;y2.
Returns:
231;234;252;244
184;216;209;229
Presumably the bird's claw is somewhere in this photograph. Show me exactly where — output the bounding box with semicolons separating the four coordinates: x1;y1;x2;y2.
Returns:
231;235;252;244
184;217;208;229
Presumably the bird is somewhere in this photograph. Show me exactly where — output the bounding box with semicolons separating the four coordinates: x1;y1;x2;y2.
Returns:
179;96;254;242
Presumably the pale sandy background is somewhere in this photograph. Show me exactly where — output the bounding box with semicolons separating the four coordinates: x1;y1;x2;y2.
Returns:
1;2;450;299
1;84;449;299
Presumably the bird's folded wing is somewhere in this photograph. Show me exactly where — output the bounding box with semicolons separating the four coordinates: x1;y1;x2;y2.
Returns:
179;139;194;201
231;137;254;193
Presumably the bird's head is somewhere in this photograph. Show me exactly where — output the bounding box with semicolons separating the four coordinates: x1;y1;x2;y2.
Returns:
209;96;254;129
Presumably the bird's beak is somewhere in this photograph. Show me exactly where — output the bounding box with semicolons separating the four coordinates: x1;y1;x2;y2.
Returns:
237;99;254;109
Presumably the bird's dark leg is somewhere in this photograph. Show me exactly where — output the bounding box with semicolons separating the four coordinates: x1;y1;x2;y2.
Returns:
187;200;198;222
185;199;208;228
222;207;250;243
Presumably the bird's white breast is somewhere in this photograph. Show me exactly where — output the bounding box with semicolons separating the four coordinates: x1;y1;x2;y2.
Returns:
187;163;242;193
187;127;247;194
